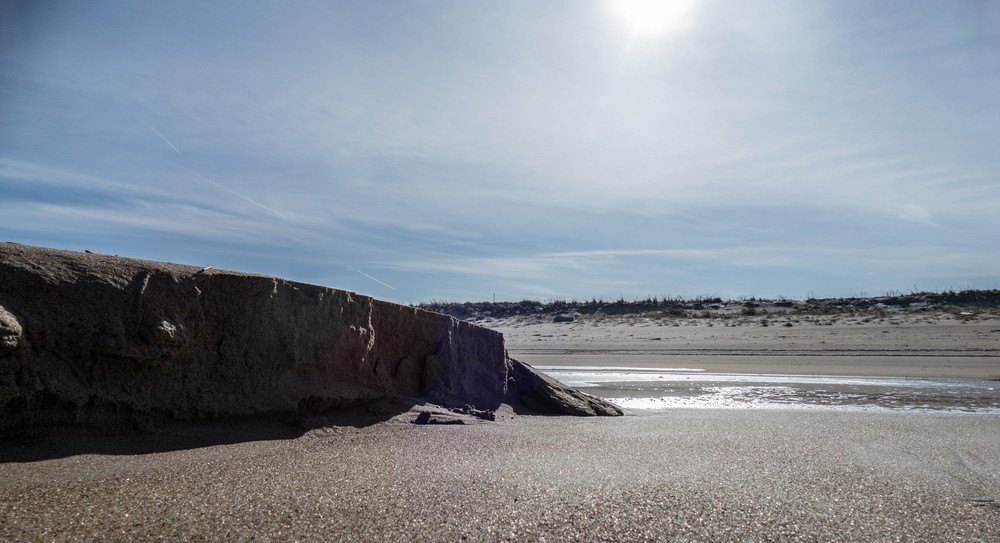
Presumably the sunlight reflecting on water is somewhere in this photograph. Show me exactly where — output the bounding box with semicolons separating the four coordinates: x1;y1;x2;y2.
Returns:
537;366;1000;414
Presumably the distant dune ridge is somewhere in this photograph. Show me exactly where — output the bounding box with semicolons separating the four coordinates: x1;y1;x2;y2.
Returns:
0;243;619;435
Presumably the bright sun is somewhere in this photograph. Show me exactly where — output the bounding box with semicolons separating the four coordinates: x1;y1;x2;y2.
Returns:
612;0;699;38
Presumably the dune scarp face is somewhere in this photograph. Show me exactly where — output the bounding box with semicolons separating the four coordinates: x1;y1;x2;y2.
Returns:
0;243;618;435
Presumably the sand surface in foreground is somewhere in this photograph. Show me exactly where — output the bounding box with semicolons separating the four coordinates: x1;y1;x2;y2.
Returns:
3;315;999;541
2;410;999;541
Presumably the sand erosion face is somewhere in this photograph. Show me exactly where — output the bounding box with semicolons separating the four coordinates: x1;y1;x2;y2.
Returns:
0;243;619;435
0;304;23;356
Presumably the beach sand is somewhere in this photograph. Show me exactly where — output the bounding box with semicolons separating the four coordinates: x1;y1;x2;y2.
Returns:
2;314;999;541
491;314;1000;379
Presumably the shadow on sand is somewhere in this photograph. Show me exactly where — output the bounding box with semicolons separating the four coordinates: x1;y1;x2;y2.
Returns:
0;399;415;463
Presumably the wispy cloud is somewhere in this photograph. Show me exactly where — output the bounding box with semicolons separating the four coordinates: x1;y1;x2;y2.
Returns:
0;157;154;195
3;1;1000;301
393;246;796;283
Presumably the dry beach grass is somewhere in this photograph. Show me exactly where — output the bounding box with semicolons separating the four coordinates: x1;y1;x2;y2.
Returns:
2;305;999;541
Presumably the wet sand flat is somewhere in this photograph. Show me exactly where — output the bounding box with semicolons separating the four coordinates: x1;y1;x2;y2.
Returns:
491;316;1000;415
490;318;1000;380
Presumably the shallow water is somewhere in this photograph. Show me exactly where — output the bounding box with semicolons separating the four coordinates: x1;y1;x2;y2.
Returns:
538;365;1000;414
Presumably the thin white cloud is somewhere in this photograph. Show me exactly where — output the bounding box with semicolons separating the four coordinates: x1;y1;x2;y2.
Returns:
544;249;714;260
4;1;1000;301
393;246;797;284
0;201;271;245
0;157;155;195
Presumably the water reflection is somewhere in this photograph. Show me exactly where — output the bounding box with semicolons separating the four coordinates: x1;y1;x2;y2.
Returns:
537;366;1000;414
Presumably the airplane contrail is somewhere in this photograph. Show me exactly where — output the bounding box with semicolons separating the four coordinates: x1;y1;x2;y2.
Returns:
144;121;180;153
347;265;397;290
166;160;286;218
114;94;181;153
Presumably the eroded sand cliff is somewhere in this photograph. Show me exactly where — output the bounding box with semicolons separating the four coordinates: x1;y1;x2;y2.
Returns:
0;243;618;434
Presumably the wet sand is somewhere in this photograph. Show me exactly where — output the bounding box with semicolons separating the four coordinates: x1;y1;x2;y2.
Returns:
3;314;999;541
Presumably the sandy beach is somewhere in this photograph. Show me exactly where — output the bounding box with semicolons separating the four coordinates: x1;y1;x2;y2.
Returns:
2;409;998;541
3;313;999;541
490;313;1000;379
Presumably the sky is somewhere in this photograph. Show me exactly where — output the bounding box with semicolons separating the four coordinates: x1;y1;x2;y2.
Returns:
2;0;999;303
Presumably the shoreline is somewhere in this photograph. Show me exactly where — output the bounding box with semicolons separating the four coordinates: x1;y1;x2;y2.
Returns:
488;315;1000;416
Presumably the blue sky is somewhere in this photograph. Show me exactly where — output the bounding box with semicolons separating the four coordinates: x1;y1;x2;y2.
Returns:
2;0;999;303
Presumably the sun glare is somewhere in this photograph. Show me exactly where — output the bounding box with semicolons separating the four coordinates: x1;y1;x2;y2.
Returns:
612;0;698;38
